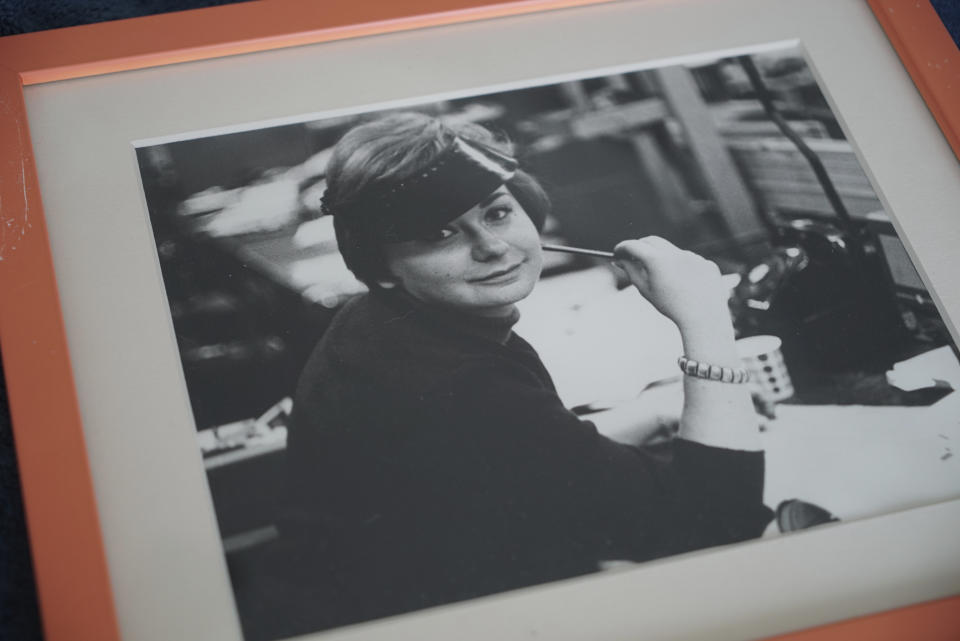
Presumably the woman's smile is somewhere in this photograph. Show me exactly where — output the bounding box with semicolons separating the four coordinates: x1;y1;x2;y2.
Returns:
471;261;524;284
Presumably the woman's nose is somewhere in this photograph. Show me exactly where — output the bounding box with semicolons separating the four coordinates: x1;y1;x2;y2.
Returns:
470;227;510;261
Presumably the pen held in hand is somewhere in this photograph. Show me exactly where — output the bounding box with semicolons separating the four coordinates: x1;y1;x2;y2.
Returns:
541;243;615;259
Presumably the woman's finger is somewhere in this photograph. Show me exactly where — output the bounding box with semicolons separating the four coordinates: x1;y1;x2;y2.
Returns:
640;235;677;250
613;257;647;277
613;238;659;264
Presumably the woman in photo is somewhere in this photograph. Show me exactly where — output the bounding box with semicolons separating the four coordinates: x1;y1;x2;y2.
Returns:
276;111;774;630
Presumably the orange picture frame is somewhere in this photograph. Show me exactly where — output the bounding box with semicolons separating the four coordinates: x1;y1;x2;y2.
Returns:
0;1;957;640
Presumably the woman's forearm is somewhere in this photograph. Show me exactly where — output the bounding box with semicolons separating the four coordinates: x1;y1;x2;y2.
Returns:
611;236;762;452
676;317;761;451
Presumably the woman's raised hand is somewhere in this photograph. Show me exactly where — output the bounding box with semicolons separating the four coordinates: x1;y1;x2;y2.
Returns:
615;236;761;452
613;236;730;334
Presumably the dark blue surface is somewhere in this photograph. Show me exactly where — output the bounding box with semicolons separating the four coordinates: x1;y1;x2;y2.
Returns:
0;2;958;641
0;0;251;35
932;0;960;45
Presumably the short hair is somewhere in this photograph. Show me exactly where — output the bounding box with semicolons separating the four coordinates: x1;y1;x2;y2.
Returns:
324;112;550;286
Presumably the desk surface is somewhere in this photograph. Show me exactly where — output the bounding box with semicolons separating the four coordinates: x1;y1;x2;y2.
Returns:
761;395;960;521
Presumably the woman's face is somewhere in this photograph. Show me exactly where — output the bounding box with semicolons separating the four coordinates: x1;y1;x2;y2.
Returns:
382;186;543;317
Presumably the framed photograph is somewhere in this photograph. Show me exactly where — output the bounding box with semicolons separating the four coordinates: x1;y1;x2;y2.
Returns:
2;1;959;640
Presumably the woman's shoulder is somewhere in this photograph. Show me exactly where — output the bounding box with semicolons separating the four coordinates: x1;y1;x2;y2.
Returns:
325;291;477;357
301;292;509;396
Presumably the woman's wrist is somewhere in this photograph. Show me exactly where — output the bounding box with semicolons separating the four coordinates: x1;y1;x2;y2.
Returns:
678;313;739;366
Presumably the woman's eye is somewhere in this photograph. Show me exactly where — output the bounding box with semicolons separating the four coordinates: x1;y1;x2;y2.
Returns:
422;227;456;242
486;206;512;222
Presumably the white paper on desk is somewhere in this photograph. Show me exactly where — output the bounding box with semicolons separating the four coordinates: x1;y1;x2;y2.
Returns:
516;268;682;409
761;395;960;522
886;345;960;392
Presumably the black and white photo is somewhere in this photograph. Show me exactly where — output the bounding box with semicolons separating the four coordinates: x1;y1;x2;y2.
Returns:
134;42;960;641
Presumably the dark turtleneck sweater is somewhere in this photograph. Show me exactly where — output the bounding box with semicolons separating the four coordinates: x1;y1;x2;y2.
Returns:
276;288;772;631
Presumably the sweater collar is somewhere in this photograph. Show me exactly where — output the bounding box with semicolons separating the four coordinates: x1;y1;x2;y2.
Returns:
373;287;519;345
